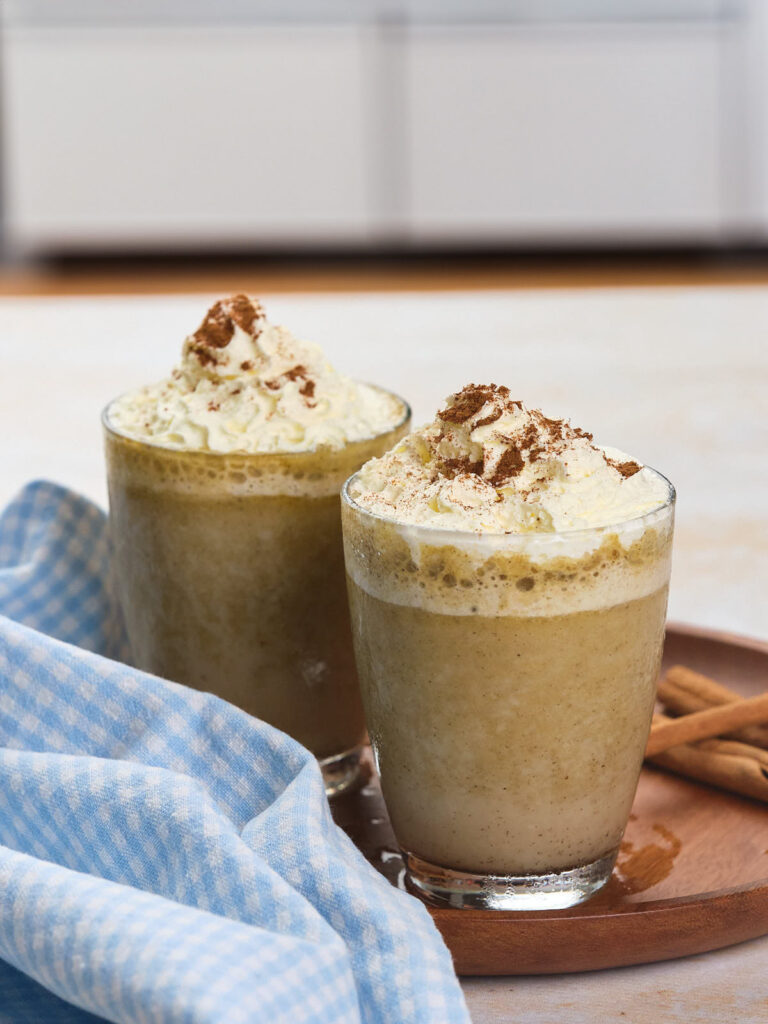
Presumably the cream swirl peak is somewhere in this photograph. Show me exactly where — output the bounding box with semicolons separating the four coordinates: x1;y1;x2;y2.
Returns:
349;383;670;533
108;295;405;454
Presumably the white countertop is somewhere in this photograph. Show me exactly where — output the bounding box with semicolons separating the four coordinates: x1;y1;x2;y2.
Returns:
1;287;766;1021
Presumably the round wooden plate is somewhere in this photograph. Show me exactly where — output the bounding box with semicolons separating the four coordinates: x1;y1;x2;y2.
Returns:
332;623;768;975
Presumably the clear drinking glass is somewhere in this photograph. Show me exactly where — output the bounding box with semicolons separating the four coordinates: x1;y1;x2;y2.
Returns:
341;473;675;907
103;391;410;797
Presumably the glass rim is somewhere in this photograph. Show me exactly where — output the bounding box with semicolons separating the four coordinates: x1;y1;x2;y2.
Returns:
341;465;676;542
101;384;412;458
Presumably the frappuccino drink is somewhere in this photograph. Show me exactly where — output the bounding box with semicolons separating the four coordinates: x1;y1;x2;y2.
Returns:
342;384;674;906
105;295;409;794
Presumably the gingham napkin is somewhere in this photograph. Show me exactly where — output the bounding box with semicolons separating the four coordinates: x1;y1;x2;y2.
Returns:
0;482;469;1024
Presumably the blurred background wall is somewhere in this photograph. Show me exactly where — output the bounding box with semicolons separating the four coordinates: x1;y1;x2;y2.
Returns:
2;0;768;257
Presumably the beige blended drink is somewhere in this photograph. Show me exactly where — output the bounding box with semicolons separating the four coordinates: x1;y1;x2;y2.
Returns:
342;384;674;907
104;295;409;794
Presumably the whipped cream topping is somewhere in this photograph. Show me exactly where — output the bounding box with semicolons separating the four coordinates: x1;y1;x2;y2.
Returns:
349;384;670;533
108;295;405;453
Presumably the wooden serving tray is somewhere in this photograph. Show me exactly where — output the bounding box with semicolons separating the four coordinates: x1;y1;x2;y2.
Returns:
332;623;768;975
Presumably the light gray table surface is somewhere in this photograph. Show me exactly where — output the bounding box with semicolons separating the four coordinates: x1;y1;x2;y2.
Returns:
1;288;766;1022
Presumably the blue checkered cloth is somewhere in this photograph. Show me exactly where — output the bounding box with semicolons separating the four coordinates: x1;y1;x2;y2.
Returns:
0;482;469;1024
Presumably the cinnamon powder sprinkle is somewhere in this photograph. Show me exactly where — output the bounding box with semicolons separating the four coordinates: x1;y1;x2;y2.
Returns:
188;344;220;368
431;383;645;492
473;407;503;430
191;294;264;358
606;457;642;479
192;302;235;350
264;364;318;405
489;446;525;485
440;384;520;424
443;456;483;478
228;293;261;335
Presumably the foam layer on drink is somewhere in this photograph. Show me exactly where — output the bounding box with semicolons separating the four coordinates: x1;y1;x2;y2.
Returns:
105;414;410;499
342;500;672;616
108;294;406;455
343;384;674;616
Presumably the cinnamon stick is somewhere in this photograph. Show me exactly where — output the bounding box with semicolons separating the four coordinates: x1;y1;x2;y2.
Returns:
657;678;710;715
658;666;768;749
666;665;747;705
645;691;768;757
646;714;768;803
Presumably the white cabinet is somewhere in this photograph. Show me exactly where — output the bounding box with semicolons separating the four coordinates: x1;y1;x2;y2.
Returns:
2;25;374;250
1;8;757;251
405;23;725;242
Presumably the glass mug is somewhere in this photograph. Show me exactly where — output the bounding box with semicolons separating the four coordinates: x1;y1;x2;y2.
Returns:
104;391;410;796
341;473;674;908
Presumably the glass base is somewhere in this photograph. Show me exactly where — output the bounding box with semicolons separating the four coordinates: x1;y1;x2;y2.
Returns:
403;849;617;910
319;746;363;798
